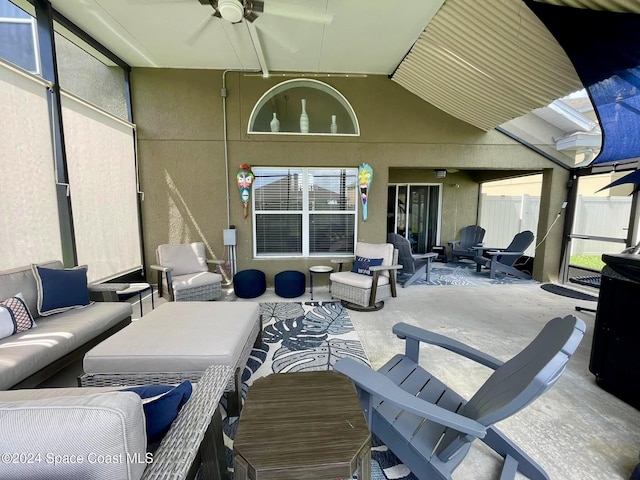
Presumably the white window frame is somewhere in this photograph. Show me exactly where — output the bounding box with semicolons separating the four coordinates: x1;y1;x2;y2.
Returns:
252;167;358;258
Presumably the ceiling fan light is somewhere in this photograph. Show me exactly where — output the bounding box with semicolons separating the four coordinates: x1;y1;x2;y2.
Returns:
219;0;244;23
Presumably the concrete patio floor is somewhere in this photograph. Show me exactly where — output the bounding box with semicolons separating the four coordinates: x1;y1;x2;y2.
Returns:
46;280;640;479
240;281;640;480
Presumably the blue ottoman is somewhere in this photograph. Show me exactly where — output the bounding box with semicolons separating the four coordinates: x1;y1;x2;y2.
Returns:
274;270;306;298
234;269;266;299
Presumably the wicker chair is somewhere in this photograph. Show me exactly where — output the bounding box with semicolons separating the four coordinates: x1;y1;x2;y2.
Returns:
330;242;401;311
151;242;224;301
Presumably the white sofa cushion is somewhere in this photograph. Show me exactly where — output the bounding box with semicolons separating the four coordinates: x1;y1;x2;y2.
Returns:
0;302;132;390
84;301;260;374
0;391;147;480
156;243;208;277
330;271;390;289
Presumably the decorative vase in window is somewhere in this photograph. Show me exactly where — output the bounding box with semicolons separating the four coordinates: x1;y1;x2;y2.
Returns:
330;114;338;134
270;112;280;132
300;99;309;133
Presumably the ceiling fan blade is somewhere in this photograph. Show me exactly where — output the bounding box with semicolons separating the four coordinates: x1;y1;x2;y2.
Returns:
255;21;298;54
245;11;258;22
186;13;218;46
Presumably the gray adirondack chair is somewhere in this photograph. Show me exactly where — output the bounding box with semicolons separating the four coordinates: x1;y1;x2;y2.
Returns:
473;230;535;279
387;233;438;288
335;315;586;480
448;225;486;262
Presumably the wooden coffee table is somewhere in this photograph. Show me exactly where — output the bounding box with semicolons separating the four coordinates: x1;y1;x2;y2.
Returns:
234;371;371;480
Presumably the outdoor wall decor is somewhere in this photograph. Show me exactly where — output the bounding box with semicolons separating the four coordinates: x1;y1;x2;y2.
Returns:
299;98;309;133
358;163;373;221
270;113;280;132
330;114;338;134
237;164;255;219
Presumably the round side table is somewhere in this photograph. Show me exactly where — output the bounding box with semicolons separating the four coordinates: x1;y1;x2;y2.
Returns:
309;265;334;301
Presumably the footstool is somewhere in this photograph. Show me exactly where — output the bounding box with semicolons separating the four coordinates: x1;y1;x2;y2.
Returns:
274;270;306;298
234;269;266;298
80;302;262;417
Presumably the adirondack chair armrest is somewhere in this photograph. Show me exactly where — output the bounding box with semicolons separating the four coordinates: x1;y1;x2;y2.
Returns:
392;322;504;370
486;251;523;257
412;253;438;260
335;359;487;438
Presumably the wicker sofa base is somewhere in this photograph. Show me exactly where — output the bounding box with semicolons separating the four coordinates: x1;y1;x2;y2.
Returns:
331;281;392;310
174;281;222;301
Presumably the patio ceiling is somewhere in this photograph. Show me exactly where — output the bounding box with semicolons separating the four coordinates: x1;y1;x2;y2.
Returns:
34;0;639;134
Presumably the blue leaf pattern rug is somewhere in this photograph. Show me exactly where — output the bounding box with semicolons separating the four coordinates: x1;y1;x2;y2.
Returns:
411;261;538;286
220;301;418;480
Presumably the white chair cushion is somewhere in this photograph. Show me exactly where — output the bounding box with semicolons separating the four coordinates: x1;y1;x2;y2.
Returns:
0;391;147;480
172;271;222;292
330;271;390;289
156;243;208;277
355;242;394;278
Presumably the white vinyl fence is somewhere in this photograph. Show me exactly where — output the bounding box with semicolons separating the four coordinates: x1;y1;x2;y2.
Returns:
478;194;632;258
572;195;632;255
479;194;540;257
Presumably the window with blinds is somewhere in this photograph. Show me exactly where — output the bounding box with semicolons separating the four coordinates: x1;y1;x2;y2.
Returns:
253;167;357;257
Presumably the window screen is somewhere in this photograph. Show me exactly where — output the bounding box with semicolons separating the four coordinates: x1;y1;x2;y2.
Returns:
61;94;141;282
0;63;62;268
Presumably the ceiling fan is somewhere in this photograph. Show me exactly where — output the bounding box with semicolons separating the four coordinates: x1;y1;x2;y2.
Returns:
198;0;263;24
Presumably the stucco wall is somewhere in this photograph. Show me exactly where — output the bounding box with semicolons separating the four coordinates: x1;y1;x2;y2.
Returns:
131;69;567;283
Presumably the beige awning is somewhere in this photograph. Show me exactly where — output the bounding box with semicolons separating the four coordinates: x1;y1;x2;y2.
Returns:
391;0;584;131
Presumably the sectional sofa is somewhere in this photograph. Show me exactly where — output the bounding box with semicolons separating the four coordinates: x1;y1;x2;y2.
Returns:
0;261;132;390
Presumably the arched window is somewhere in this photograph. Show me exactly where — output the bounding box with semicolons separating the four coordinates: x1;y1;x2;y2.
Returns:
248;78;359;136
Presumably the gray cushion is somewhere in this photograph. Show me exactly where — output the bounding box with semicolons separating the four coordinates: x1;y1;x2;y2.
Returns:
0;391;147;480
156;243;208;277
84;301;260;374
0;302;132;390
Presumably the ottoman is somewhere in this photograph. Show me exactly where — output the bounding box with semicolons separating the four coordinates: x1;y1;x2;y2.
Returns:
80;302;261;416
234;269;266;298
275;270;306;298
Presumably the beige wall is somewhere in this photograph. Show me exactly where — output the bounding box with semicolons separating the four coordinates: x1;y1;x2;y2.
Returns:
132;69;568;283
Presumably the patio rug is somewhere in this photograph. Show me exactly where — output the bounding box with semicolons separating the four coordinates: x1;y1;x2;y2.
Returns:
219;301;418;480
410;261;538;286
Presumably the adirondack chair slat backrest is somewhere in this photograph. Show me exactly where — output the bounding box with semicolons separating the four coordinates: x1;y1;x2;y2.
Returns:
460;225;486;250
435;315;586;459
387;233;416;274
496;230;534;266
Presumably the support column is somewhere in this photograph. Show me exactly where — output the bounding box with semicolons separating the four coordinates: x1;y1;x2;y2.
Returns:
533;167;570;282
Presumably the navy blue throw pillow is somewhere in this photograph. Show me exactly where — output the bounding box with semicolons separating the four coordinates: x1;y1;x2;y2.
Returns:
122;381;193;443
351;256;384;276
32;265;91;316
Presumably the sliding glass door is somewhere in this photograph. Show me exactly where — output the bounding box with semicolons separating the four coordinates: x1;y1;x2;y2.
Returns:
387;184;441;254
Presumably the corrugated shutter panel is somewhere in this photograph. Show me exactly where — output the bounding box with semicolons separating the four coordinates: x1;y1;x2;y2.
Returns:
391;0;584;131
